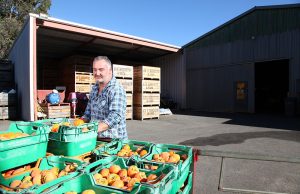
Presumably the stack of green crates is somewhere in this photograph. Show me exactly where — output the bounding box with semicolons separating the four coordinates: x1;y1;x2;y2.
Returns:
144;143;193;193
35;118;98;156
0;122;50;172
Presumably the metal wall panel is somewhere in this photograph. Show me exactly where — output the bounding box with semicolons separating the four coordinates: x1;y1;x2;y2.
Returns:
185;29;298;112
150;52;186;108
8;18;33;120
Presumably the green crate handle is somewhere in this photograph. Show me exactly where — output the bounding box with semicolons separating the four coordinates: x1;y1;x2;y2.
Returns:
15;122;50;134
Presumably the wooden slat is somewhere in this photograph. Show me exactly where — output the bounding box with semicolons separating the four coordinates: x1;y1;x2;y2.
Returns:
75;83;93;93
75;72;93;83
133;106;159;120
126;106;133;120
133;79;160;93
0;106;17;119
113;64;133;79
40;103;70;119
0;93;17;106
126;93;132;106
117;79;133;93
133;93;160;106
134;66;160;80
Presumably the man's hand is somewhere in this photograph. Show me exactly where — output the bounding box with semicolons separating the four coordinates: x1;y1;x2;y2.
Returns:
98;122;109;133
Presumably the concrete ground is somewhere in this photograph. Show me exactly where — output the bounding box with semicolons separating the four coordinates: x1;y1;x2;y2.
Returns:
1;112;300;194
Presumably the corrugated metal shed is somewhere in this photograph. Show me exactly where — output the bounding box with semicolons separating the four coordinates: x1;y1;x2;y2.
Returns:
183;3;300;113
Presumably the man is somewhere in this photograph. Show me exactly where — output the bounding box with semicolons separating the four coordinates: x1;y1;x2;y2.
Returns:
82;56;128;140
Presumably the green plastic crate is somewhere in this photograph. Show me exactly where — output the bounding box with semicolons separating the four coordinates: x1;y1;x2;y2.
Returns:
0;155;83;194
177;172;193;194
46;121;98;156
0;122;50;172
40;172;152;194
85;156;176;194
93;139;154;159
144;143;193;192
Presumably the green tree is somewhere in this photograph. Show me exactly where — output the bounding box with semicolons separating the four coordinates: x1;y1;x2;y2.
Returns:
0;0;51;58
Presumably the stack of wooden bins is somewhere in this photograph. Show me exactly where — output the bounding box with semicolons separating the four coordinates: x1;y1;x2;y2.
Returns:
133;66;160;120
0;93;16;120
61;55;94;95
0;60;16;120
113;64;133;120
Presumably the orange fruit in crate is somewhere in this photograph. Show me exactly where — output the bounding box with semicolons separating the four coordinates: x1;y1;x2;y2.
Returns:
118;169;127;178
139;150;148;157
109;165;121;174
82;190;96;194
147;174;157;182
96;177;108;186
62;122;71;127
111;180;124;188
127;165;139;178
127;178;140;187
73;118;85;126
51;124;60;132
10;180;22;188
19;180;33;189
123;144;131;151
107;173;120;185
133;172;147;182
100;168;110;178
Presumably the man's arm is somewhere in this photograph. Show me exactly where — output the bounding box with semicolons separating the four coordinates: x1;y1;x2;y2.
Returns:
99;87;126;132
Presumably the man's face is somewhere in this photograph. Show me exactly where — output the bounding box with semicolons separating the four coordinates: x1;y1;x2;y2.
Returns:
93;59;112;84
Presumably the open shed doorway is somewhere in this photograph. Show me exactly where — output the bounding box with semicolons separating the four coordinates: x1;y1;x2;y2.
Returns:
255;59;289;114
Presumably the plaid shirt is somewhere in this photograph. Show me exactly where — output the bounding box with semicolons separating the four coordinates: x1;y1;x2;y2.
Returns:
83;76;128;139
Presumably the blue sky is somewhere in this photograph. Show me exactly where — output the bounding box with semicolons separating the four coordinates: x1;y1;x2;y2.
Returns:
49;0;299;47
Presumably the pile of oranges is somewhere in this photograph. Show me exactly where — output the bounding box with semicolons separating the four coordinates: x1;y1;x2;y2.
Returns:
0;132;28;141
8;163;78;190
116;144;148;158
152;151;188;163
93;164;158;191
51;118;87;133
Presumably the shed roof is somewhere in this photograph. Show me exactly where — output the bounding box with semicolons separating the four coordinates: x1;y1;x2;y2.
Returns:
183;3;300;48
31;13;180;62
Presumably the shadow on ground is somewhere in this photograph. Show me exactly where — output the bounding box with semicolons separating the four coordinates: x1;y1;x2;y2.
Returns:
173;110;300;131
179;131;300;146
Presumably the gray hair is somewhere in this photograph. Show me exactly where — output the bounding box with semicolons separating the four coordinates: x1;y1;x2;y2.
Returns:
93;56;112;69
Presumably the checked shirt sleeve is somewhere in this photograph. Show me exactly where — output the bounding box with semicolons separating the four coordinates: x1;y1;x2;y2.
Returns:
103;87;126;128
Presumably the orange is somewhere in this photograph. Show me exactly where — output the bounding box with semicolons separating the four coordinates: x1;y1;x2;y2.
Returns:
139;150;148;157
100;168;110;178
118;169;127;178
123;144;131;151
109;165;121;174
51;124;60;132
107;173;120;185
111;180;124;188
147;174;157;182
73;118;85;126
127;165;139;178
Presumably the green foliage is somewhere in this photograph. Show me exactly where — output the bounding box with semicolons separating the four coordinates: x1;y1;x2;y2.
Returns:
0;0;51;58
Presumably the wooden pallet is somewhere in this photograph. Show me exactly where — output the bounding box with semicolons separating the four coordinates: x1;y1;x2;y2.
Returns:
133;106;159;120
113;64;133;79
40;103;70;119
75;83;94;93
